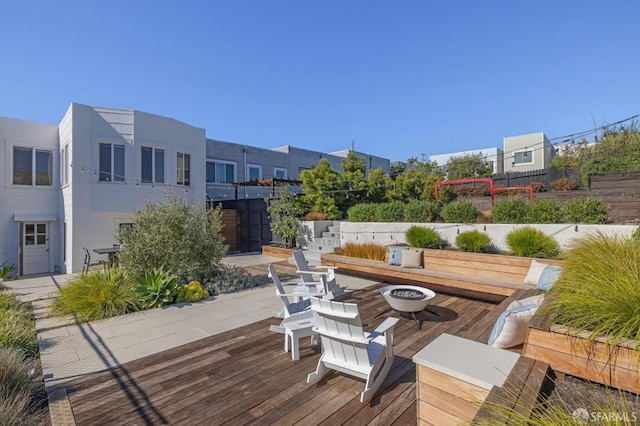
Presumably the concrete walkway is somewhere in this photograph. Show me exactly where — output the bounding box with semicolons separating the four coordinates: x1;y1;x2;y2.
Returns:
3;253;378;423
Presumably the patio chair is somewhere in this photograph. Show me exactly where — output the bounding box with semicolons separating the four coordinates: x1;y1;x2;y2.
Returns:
306;296;399;403
292;249;343;299
267;264;326;319
82;247;103;275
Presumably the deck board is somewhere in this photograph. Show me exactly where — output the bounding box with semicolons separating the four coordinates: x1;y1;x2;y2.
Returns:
59;283;499;425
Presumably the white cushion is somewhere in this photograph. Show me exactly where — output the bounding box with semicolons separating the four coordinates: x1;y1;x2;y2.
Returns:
507;294;545;310
523;260;549;285
400;249;423;268
488;303;540;349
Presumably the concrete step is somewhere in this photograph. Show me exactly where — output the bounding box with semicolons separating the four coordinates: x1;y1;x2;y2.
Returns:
322;232;339;239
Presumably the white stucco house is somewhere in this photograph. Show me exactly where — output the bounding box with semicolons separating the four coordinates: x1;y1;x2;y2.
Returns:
1;103;205;276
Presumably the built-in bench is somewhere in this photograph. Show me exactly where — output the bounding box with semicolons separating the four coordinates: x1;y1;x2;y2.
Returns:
322;249;563;303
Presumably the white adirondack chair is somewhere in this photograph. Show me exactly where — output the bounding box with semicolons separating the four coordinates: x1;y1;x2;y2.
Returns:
267;264;325;319
306;296;399;403
292;249;342;299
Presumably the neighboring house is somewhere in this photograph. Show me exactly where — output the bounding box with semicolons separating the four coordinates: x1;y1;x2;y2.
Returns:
429;147;504;176
1;103;390;275
503;132;555;172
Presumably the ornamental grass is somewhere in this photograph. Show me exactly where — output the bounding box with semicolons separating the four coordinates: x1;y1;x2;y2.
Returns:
337;242;387;261
542;232;640;347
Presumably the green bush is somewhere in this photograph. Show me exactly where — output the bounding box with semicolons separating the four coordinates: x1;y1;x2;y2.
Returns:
543;233;640;346
0;260;16;281
0;347;37;425
0;292;37;356
560;198;609;224
404;200;441;222
491;198;529;223
580;157;640;189
135;267;179;309
347;203;377;222
375;201;405;222
50;269;141;322
405;226;442;249
505;226;560;259
176;281;210;303
633;226;640;244
526;199;561;224
455;230;491;253
118;192;228;284
439;200;478;223
203;264;256;295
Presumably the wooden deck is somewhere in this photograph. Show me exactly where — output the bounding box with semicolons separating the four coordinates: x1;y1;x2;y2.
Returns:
56;269;504;425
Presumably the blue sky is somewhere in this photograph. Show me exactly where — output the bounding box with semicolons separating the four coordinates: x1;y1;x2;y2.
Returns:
2;1;639;163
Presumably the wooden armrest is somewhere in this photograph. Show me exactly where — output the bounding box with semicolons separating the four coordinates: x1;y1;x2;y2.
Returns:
313;265;338;270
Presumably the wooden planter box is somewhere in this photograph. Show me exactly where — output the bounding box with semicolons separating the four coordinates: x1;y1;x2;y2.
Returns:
261;245;296;260
524;307;640;394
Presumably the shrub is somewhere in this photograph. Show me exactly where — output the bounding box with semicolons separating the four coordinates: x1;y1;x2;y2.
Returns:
543;233;640;347
551;177;578;191
267;185;305;248
118;192;228;284
404;200;440;223
633;226;640;244
526;199;561;224
530;182;546;192
203;264;256;295
491;198;529;223
135;267;179;309
405;226;442;249
505;226;560;259
176;281;210;303
0;347;36;425
375;201;405;222
455;230;491;253
49;269;141;322
0;292;38;356
560;198;609;224
439;200;478;223
451;185;489;197
302;211;327;221
347;203;377;222
580;156;640;189
337;243;386;261
0;260;16;281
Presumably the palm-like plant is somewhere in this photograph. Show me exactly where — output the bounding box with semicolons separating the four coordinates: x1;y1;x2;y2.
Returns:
135;267;178;309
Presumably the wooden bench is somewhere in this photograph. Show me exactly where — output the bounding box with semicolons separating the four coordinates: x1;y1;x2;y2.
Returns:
322;250;563;302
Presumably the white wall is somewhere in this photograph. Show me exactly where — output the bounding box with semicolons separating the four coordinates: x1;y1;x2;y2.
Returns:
338;221;637;252
64;104;207;272
0;117;60;274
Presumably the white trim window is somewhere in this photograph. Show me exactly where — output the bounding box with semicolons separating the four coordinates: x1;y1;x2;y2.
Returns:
13;146;53;186
513;149;533;165
176;152;191;186
247;164;262;181
206;160;236;184
99;143;125;182
60;145;69;187
274;167;287;179
141;146;165;184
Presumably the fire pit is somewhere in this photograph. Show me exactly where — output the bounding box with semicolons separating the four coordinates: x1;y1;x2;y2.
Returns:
380;285;436;329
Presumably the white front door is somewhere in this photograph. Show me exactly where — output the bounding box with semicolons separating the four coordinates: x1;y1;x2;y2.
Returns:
22;222;50;275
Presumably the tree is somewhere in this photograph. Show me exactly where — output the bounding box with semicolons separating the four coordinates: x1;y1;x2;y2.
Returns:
266;185;305;248
389;159;443;202
338;151;368;212
117;192;228;284
445;153;493;180
299;159;343;219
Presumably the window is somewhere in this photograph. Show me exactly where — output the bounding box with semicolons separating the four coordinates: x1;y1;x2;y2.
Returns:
99;143;125;182
274;167;287;179
177;152;191;186
248;164;261;181
513;150;533;165
141;147;165;184
13;147;53;186
206;160;236;183
61;145;69;186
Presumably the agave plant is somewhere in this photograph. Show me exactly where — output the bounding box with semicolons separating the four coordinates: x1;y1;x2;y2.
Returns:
135;267;179;309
